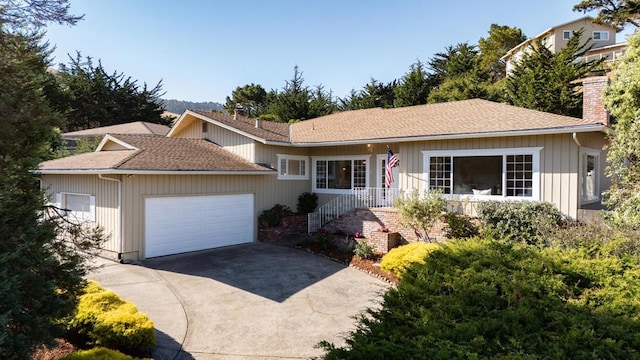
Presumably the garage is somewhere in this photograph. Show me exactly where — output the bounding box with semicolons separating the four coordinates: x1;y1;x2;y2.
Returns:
144;193;254;258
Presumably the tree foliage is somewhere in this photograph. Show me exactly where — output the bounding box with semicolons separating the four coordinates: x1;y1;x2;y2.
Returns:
427;43;498;103
603;30;640;228
339;78;397;110
223;83;267;117
0;31;104;360
478;24;527;81
394;61;433;107
264;66;336;122
504;30;604;117
52;53;168;131
573;0;640;28
0;5;105;358
0;0;83;31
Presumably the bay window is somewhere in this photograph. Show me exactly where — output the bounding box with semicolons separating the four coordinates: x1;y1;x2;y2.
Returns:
423;148;541;200
312;156;369;194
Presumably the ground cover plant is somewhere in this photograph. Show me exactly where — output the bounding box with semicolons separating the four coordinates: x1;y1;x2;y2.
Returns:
320;233;640;359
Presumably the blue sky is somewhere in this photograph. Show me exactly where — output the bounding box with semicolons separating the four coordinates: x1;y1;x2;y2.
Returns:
45;0;631;103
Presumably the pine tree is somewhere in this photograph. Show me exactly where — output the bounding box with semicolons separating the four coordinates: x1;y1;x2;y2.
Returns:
603;31;640;228
504;30;604;117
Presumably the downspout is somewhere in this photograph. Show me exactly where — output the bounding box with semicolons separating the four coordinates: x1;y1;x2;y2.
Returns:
573;132;582;219
98;174;123;263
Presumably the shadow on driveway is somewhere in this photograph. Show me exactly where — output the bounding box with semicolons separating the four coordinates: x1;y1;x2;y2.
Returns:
142;243;346;303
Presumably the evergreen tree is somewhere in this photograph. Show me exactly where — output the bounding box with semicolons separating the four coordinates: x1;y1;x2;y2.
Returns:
478;24;527;81
0;2;105;357
603;31;640;228
53;53;168;131
223;83;268;117
504;30;604;117
394;61;433;107
339;78;397;110
0;30;103;360
573;0;639;28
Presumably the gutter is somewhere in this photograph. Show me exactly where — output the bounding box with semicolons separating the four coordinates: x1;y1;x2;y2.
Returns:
98;174;124;263
38;169;278;175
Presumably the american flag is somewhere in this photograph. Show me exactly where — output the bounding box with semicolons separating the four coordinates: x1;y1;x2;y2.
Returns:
385;148;399;188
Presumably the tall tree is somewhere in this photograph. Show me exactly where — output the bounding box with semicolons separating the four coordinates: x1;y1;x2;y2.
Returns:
504;30;604;117
308;84;337;119
53;53;168;131
223;83;267;117
0;3;104;358
478;24;527;81
339;78;397;110
267;66;311;122
0;0;83;31
394;61;433;107
426;43;497;103
603;31;640;228
573;0;640;28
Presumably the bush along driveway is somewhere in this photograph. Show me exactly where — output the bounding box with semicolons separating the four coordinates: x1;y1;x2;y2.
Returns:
88;242;390;359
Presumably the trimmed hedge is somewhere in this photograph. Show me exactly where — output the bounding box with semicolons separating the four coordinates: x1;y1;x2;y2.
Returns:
321;238;640;359
67;282;156;357
380;242;440;277
477;200;565;245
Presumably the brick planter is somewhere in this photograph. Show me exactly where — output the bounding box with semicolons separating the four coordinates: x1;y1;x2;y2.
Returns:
363;231;400;254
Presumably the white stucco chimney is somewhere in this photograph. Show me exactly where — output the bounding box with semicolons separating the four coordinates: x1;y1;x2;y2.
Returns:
582;76;610;126
255;118;262;129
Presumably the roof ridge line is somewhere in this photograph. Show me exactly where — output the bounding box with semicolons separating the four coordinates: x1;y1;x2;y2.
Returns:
113;149;143;169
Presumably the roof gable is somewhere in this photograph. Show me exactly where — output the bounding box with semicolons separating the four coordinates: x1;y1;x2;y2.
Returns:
168;110;290;143
39;134;275;174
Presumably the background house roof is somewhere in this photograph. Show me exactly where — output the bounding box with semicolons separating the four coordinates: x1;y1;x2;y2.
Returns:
62;121;171;138
288;99;601;144
39;134;274;173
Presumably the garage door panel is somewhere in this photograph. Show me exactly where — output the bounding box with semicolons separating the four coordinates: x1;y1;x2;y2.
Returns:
145;194;254;258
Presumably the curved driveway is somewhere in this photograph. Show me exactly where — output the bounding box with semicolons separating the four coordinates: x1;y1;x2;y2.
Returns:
89;243;390;359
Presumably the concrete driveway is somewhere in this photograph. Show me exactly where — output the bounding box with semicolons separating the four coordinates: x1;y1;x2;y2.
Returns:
88;242;390;359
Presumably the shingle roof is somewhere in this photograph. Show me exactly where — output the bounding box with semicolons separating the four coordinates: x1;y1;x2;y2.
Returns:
39;134;274;173
192;110;290;143
288;99;600;143
63;121;171;137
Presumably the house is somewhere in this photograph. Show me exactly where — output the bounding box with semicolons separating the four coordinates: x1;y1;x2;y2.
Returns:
62;121;171;152
38;77;611;261
501;16;626;75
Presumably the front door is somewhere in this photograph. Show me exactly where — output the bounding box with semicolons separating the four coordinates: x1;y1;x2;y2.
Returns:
376;154;400;206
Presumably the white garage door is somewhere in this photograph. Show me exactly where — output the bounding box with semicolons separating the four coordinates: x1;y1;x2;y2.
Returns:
145;194;254;258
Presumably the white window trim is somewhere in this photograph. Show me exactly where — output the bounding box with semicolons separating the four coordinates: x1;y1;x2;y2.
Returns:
311;155;371;194
580;148;601;205
562;30;572;40
276;154;309;180
56;192;96;222
593;31;609;41
421;147;542;201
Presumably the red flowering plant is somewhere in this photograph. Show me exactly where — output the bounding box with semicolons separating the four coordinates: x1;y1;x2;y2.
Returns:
354;231;365;238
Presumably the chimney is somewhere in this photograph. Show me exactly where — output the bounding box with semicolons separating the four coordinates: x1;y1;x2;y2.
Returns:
582;76;610;126
255;118;262;129
233;103;244;120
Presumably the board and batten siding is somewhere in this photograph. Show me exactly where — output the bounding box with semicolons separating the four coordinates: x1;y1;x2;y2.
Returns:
399;133;582;219
41;174;121;255
173;117;257;162
121;173;308;260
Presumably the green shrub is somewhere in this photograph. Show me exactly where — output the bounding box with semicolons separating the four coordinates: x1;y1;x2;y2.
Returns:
476;201;565;245
297;192;318;214
258;204;293;227
380;242;440;277
320;238;640;359
62;346;151;360
353;241;374;259
394;190;446;242
444;212;478;239
67;281;156;357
